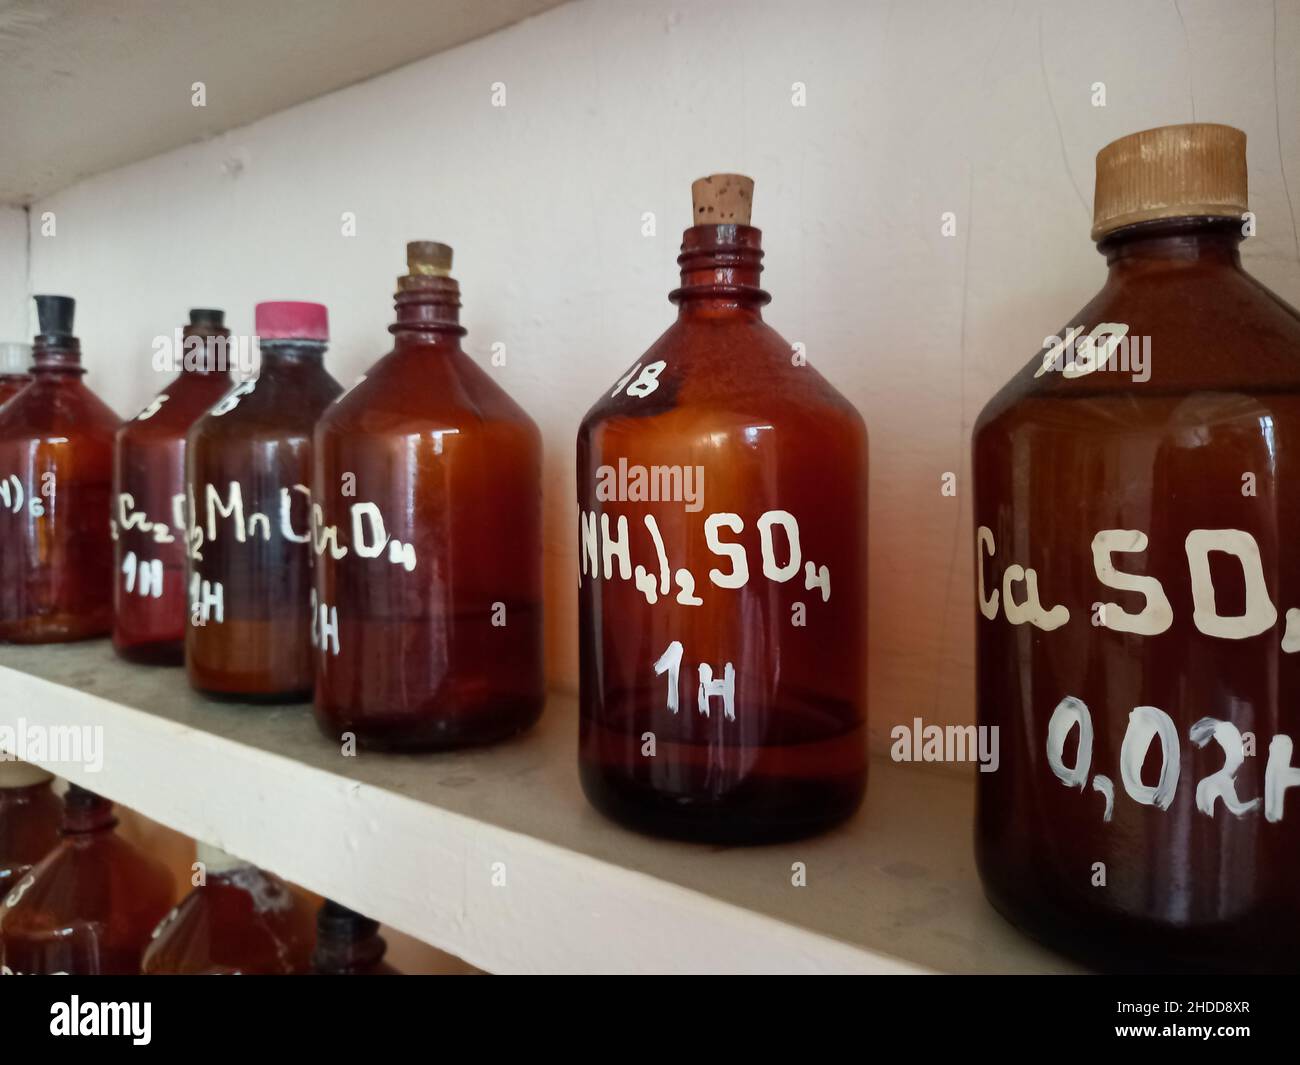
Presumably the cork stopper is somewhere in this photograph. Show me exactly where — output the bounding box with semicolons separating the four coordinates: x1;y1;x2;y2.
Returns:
1092;124;1247;240
406;241;453;277
691;173;754;226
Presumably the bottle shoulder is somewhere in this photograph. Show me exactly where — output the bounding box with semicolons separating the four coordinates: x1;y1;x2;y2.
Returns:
190;371;342;441
0;378;120;442
118;374;234;442
319;346;539;439
974;263;1300;439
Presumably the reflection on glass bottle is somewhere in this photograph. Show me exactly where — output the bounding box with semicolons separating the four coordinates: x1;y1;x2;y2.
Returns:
142;842;315;974
113;309;235;664
577;175;869;843
0;786;173;974
0;761;61;900
974;124;1300;971
313;243;544;748
0;342;32;407
311;899;401;975
186;302;342;700
0;296;118;643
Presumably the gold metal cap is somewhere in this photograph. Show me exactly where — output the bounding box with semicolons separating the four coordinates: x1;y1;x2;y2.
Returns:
406;241;453;277
1092;123;1247;240
691;173;754;225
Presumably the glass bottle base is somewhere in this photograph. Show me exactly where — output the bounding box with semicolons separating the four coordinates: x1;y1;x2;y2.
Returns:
313;696;544;751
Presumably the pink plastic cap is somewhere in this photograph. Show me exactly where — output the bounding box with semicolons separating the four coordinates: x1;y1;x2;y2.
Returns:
254;301;329;341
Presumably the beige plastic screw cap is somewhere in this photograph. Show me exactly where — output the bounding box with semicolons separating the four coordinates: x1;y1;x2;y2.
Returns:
691;173;754;225
1092;123;1247;240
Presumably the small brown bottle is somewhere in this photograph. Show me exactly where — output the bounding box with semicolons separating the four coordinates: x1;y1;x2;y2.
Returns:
974;124;1300;971
186;302;342;700
0;786;173;974
0;760;61;900
141;843;315;975
0;342;32;406
311;900;401;975
577;175;869;843
312;243;544;748
113;309;235;664
0;296;118;643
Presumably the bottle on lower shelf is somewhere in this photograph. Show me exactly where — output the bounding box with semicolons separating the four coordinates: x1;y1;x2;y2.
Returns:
311;900;402;975
141;842;316;974
0;785;173;974
0;760;61;899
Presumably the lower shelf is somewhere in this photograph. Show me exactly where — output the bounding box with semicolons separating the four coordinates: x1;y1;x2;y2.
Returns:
0;640;1076;973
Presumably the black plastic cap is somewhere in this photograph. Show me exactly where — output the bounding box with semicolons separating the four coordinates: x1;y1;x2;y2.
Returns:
34;295;75;338
64;783;108;809
317;899;379;940
189;308;225;328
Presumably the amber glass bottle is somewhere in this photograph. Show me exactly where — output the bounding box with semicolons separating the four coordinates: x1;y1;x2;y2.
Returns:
0;786;173;974
0;761;61;899
141;843;315;974
113;309;234;664
312;243;544;749
577;175;868;843
311;900;401;975
974;125;1300;972
186;302;342;700
0;296;117;643
0;342;32;406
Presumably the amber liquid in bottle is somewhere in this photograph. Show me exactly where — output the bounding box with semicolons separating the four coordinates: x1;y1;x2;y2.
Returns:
0;763;61;900
186;302;342;700
577;176;868;843
141;844;315;974
311;900;401;975
974;126;1300;972
313;243;544;748
0;786;173;974
0;297;118;643
113;310;234;664
0;342;32;407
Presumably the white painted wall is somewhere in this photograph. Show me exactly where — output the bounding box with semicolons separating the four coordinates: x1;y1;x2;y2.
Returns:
11;0;1300;737
0;206;27;340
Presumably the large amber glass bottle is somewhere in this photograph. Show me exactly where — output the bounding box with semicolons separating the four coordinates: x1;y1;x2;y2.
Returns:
113;309;234;664
0;296;117;642
313;243;543;749
0;342;32;406
141;843;315;974
974;125;1300;971
0;786;173;974
577;175;868;843
186;302;342;700
0;761;61;899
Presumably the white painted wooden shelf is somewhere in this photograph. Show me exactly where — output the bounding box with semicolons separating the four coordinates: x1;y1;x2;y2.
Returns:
0;641;1077;974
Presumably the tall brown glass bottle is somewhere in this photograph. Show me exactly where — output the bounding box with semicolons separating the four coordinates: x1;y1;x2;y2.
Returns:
0;786;173;974
974;125;1300;972
113;309;235;664
312;243;544;749
577;175;868;843
0;342;32;407
0;761;61;900
0;296;117;643
311;900;401;975
186;302;342;700
141;843;315;974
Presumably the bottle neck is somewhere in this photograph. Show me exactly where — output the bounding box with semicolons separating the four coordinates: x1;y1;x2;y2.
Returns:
180;326;234;376
390;274;466;345
62;789;117;835
1099;217;1244;276
670;224;770;320
31;335;85;377
257;339;328;379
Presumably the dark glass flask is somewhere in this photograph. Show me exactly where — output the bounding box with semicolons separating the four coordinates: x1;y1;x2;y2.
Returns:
312;242;544;748
186;301;342;700
974;124;1300;971
0;296;118;643
112;309;234;663
576;175;869;842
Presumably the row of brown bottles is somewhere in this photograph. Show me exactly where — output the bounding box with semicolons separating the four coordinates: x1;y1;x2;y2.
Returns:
0;778;399;974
